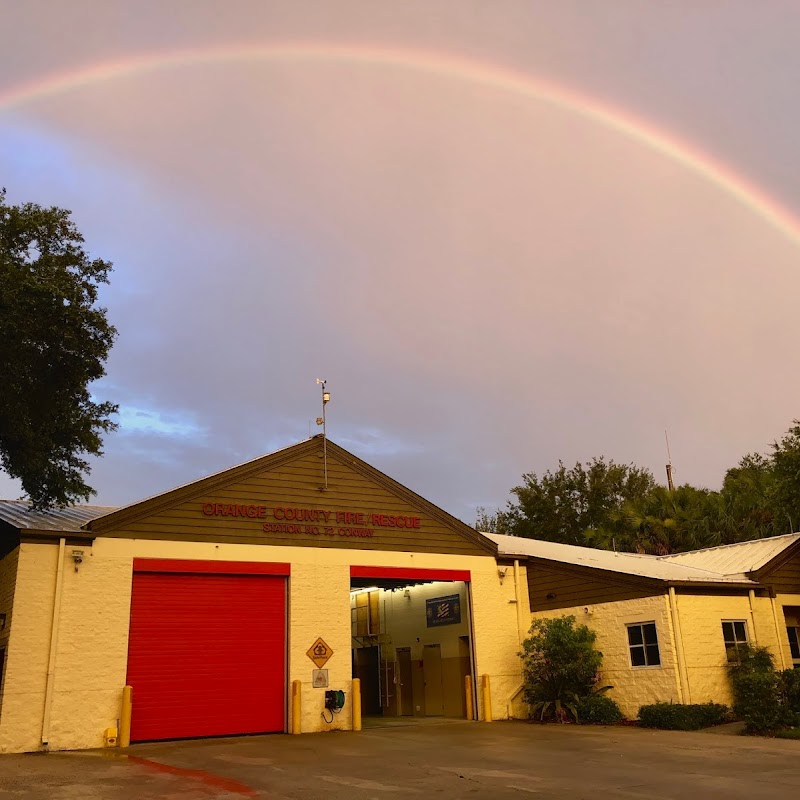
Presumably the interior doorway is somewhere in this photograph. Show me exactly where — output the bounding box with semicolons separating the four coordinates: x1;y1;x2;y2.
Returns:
350;574;474;724
353;645;381;715
423;644;444;716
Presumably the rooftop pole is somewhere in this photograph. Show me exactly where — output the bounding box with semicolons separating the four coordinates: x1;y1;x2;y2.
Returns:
316;379;331;490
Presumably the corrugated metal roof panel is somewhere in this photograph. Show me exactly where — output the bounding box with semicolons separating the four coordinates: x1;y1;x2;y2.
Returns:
486;533;757;584
659;533;800;574
0;500;117;532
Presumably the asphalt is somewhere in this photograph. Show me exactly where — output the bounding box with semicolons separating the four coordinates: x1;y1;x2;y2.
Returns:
1;720;798;799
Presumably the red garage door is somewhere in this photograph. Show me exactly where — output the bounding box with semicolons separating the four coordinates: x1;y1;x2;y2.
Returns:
127;560;288;742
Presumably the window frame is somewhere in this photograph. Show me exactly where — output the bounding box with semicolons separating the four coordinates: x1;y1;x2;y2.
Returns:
787;625;800;662
626;621;662;669
721;619;749;662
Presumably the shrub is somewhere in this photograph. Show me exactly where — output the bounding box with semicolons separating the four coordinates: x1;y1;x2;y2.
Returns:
638;702;730;731
519;616;605;722
727;644;783;733
576;694;624;725
779;668;800;716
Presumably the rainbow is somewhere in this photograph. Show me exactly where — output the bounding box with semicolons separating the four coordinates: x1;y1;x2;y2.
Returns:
3;41;799;247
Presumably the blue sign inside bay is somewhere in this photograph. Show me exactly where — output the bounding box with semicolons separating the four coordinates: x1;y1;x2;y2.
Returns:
426;594;462;627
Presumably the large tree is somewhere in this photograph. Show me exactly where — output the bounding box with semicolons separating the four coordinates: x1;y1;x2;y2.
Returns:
0;190;117;509
771;422;800;535
500;458;655;544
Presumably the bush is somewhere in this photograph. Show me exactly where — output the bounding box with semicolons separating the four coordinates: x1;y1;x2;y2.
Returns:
727;644;784;733
576;694;624;725
638;702;730;731
780;668;800;716
519;616;605;722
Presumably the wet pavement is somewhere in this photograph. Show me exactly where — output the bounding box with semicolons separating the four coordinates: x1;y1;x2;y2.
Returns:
1;720;798;799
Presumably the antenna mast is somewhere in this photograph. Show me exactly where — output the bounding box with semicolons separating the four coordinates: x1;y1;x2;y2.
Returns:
665;430;675;491
316;379;331;490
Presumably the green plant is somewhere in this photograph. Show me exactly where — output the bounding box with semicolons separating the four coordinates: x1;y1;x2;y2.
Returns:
519;616;605;722
576;693;624;725
727;644;784;733
779;668;800;715
638;702;730;731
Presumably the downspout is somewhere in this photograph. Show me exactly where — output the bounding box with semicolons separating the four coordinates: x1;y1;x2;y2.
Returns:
668;587;690;703
770;594;787;670
507;560;526;719
747;590;759;646
41;537;66;748
513;560;525;643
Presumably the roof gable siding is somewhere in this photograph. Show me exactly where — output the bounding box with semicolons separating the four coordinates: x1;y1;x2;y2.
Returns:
760;551;800;595
528;561;662;612
93;441;494;557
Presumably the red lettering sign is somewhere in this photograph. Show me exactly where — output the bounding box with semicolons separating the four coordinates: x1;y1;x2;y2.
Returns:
200;503;422;534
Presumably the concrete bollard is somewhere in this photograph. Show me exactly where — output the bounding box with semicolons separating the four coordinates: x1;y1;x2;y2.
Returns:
481;674;492;722
291;680;302;734
119;685;132;747
352;678;362;731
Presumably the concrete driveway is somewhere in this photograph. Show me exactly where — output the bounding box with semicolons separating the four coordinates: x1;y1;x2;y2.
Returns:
0;720;798;799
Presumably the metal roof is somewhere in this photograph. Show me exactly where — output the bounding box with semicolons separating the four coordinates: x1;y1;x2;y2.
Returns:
0;500;117;532
486;533;758;585
659;532;800;575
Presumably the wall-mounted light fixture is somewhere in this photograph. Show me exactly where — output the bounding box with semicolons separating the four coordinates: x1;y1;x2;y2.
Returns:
71;550;84;572
497;567;508;584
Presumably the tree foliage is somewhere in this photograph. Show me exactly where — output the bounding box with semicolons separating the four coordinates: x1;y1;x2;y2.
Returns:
519;615;609;722
482;420;800;554
0;190;117;508
771;422;800;534
500;458;655;544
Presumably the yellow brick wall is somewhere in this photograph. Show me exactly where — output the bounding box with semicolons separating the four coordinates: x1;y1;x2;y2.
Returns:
0;537;521;752
0;544;58;753
673;592;783;706
530;594;680;719
769;592;800;670
471;561;530;720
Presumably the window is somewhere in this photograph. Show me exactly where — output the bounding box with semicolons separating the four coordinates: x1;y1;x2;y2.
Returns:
788;626;800;662
722;620;749;661
627;622;661;667
351;590;381;637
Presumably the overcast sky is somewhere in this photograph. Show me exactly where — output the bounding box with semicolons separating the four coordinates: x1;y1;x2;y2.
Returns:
2;1;800;522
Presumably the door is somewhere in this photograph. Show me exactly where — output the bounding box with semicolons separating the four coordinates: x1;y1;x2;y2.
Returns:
397;648;413;716
354;646;381;715
423;644;444;716
127;570;286;742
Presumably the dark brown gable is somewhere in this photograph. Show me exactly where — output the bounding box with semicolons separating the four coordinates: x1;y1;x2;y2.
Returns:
527;559;663;611
756;544;800;595
89;437;496;557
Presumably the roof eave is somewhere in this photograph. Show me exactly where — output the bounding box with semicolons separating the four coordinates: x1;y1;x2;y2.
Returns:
666;579;760;590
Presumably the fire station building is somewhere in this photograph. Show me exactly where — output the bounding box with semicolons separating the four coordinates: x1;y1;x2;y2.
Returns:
0;437;528;752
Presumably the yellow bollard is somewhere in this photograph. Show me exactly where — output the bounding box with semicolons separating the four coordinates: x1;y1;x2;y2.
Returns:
352;678;362;732
119;685;132;747
481;674;493;722
291;680;302;734
465;675;474;720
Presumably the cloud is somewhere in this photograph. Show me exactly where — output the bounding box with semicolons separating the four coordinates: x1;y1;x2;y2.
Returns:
117;406;204;438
